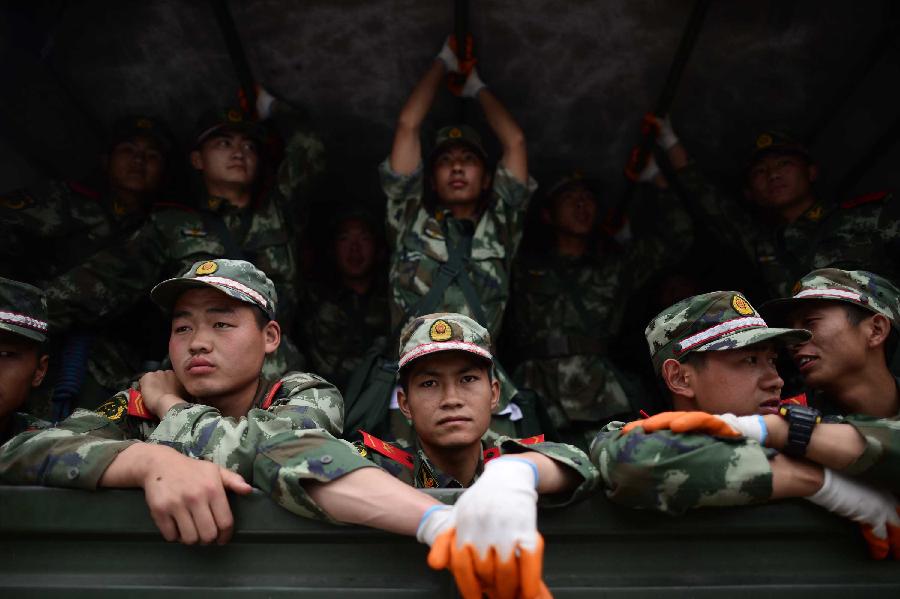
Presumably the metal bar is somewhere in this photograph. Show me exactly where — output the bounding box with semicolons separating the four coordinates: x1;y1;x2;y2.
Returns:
454;0;469;123
209;0;257;117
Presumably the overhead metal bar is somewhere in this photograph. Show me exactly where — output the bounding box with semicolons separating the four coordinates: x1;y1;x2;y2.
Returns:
210;0;257;116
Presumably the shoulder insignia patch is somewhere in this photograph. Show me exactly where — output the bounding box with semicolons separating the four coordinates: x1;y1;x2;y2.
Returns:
484;434;545;464
96;396;128;422
126;388;155;420
804;205;823;222
732;295;755;316
840;190;889;210
780;393;808;407
360;430;413;469
259;380;284;410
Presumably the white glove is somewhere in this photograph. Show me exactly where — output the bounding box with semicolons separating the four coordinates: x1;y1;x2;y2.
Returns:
437;37;460;72
806;468;900;558
655;115;680;150
717;413;768;444
255;86;276;121
454;457;539;559
637;154;660;182
417;504;455;546
461;67;486;98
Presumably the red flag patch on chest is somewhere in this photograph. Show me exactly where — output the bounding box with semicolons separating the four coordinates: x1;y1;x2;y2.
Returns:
360;430;414;469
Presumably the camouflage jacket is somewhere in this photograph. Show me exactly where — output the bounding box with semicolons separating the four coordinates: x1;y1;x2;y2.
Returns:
356;430;598;508
590;421;775;515
45;123;325;335
380;159;537;337
297;278;391;394
0;372;377;523
0;412;49;446
676;162;900;298
0;179;145;283
509;187;692;428
837;412;900;492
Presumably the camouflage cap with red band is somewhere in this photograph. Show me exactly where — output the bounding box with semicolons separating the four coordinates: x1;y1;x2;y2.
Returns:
429;124;488;166
748;129;810;167
646;291;810;373
761;268;900;328
397;312;493;371
193;107;266;147
109;114;175;154
151;259;277;320
0;277;49;344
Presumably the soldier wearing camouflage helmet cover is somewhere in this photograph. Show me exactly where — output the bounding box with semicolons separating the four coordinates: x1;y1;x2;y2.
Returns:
0;277;50;444
644;115;900;299
356;312;596;597
378;35;537;438
40;89;325;389
507;166;692;449
591;290;900;559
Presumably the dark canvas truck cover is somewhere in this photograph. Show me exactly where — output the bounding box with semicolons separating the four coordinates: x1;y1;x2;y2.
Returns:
2;486;899;596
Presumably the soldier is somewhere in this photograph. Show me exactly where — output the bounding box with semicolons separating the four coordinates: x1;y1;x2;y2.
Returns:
648;116;900;299
507;168;692;449
359;312;596;597
591;290;900;558
0;114;173;282
378;36;536;436
0;259;559;595
297;207;390;393
41;89;322;387
0;277;50;444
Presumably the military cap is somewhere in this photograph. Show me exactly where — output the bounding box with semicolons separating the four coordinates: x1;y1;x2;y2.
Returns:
109;115;175;154
542;170;599;205
397;312;492;371
748;130;809;166
151;259;277;320
0;277;48;344
193;107;265;147
429;125;488;166
646;291;810;373
761;268;900;328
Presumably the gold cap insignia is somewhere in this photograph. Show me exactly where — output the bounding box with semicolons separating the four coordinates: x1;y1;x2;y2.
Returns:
805;205;823;222
448;127;462;139
136;117;153;129
226;109;243;123
195;261;219;276
756;133;773;149
732;295;755;316
429;319;453;342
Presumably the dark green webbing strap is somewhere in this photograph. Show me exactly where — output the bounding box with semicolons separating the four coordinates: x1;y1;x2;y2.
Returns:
199;209;253;260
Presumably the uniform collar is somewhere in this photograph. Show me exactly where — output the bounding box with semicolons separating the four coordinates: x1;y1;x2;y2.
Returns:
412;438;486;489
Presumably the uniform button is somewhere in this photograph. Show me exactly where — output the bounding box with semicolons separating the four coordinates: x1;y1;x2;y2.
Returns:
320;455;333;464
67;467;80;480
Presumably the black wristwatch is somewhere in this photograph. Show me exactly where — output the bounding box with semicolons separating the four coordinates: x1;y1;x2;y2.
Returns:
778;404;822;457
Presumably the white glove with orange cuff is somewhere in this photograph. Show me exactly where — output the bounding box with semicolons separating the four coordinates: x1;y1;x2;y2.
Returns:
424;457;551;599
806;468;900;559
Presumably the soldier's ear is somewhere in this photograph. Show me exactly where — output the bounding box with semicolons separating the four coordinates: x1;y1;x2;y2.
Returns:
31;354;49;388
397;387;412;420
866;314;891;350
262;320;281;355
489;375;500;412
661;359;695;400
190;150;204;171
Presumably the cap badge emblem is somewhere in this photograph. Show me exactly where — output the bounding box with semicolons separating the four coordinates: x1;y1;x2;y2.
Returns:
448;127;462;139
195;261;219;275
732;295;755;316
429;319;453;341
756;133;773;149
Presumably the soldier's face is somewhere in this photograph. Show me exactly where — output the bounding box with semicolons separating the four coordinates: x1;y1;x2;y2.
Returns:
746;153;817;213
0;331;47;421
546;186;597;236
786;303;870;391
398;352;500;452
169;288;279;405
191;132;259;187
334;219;378;280
681;344;784;416
430;145;490;206
107;136;166;195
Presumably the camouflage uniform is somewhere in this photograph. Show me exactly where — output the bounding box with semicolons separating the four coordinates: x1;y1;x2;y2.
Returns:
358;312;597;505
298;279;390;394
509;182;693;438
0;259;377;523
675;131;900;299
0;277;51;444
591;290;810;514
43;106;325;382
379;125;537;417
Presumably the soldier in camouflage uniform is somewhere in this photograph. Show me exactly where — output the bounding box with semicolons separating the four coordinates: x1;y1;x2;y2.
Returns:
41;90;323;391
508;170;692;448
592;290;900;558
297;207;390;393
379;37;536;436
649;116;900;299
0;278;50;444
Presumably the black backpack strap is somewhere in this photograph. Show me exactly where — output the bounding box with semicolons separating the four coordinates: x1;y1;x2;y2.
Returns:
199;209;251;260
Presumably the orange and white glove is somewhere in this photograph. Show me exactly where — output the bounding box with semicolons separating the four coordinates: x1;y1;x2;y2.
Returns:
425;457;551;599
622;411;766;442
806;468;900;559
